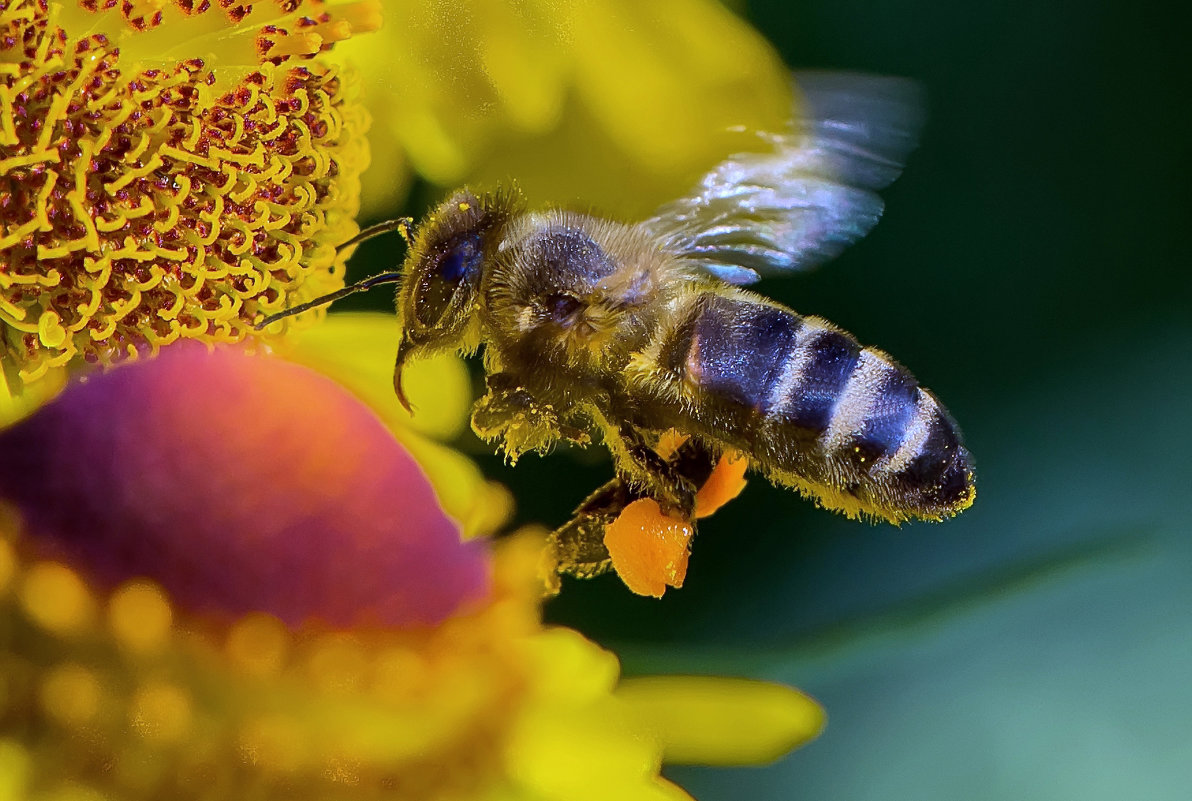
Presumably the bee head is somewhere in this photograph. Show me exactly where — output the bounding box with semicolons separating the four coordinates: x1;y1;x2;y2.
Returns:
394;188;519;408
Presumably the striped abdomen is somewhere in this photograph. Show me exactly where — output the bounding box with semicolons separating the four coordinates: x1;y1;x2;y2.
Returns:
632;290;974;522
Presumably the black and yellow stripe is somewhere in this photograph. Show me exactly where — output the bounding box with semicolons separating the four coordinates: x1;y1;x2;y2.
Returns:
630;289;974;522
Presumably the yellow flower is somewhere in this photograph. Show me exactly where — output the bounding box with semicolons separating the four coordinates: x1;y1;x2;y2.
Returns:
0;0;378;417
0;343;823;800
1;6;828;793
334;0;793;217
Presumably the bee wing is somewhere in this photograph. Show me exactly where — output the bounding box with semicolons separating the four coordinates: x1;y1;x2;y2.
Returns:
643;72;924;285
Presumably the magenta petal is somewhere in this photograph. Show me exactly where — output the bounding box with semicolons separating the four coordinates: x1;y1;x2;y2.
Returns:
0;343;491;628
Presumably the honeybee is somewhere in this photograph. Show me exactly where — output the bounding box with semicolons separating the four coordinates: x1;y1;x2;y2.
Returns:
260;73;975;582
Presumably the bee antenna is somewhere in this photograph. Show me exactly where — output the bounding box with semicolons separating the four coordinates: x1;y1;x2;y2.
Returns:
336;217;415;253
254;271;404;330
254;218;415;330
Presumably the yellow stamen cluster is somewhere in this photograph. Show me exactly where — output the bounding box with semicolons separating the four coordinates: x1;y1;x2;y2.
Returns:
0;490;824;800
0;514;532;800
0;0;375;394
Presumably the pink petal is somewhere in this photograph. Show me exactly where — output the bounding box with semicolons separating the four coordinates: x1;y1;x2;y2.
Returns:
0;343;491;628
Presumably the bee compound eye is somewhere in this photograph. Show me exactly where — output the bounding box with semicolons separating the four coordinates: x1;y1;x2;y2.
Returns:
438;248;469;282
413;234;484;327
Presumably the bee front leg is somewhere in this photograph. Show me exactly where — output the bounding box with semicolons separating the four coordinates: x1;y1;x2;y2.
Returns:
471;373;590;463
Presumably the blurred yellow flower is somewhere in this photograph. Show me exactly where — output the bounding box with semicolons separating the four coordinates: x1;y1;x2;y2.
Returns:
0;344;824;800
333;0;793;217
0;0;378;419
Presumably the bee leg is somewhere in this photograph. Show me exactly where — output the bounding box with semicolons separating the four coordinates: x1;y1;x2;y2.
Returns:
479;373;590;441
615;424;698;519
471;374;590;461
546;478;636;583
545;439;725;590
668;437;720;488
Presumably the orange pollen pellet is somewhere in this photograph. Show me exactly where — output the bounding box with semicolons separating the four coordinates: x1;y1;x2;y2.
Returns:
603;499;693;598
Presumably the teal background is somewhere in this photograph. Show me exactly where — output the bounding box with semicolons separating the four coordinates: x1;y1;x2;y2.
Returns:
669;2;1190;798
349;1;1191;798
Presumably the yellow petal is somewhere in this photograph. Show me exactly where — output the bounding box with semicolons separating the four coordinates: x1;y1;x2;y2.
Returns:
281;312;472;441
336;0;792;218
277;312;511;537
399;433;514;539
523;627;621;703
0;739;32;799
616;676;826;765
505;697;684;801
0;364;67;429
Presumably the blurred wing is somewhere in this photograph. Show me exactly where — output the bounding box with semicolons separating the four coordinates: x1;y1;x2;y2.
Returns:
643;72;925;285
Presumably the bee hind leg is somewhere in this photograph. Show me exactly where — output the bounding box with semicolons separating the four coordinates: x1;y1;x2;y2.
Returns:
545;435;720;591
613;424;699;519
546;478;634;584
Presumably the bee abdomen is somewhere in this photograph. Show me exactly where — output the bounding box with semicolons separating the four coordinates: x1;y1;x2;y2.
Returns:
819;348;921;467
656;292;801;413
643;292;974;522
804;343;974;521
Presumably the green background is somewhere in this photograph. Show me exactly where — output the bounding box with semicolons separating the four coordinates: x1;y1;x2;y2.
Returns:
351;1;1191;798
